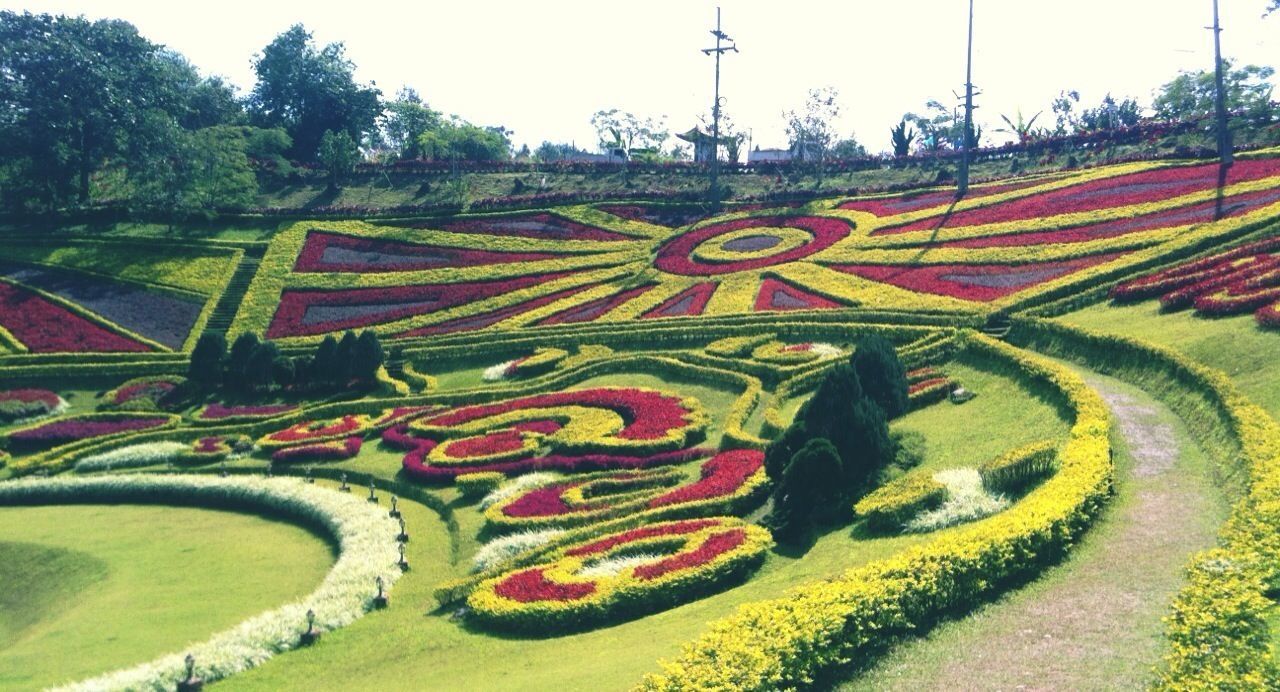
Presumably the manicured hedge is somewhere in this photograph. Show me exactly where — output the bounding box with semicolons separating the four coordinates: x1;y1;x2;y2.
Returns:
853;470;949;531
978;439;1058;494
638;332;1112;690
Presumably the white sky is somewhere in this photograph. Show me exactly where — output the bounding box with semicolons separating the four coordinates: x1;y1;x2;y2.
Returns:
4;0;1279;154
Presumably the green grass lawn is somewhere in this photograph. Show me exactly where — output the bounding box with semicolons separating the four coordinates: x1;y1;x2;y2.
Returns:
223;354;1071;691
0;504;334;689
1056;301;1280;417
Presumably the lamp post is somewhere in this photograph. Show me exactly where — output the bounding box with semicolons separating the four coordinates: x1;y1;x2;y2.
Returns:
702;6;738;209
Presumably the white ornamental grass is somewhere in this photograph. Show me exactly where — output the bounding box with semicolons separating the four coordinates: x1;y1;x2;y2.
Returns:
471;528;567;573
478;472;563;510
482;360;517;382
808;343;844;359
578;552;665;579
73;441;191;473
0;473;401;692
905;468;1010;533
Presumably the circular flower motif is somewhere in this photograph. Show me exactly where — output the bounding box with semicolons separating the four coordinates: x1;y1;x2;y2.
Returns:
654;216;853;276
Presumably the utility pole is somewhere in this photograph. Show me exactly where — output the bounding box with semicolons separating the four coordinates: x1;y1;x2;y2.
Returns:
1211;0;1233;167
703;7;738;209
958;0;976;195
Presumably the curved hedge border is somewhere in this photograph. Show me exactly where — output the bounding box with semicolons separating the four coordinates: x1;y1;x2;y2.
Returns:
0;474;401;691
637;332;1112;690
1005;317;1280;689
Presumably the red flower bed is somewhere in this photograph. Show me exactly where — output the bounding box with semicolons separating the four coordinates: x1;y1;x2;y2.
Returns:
400;442;707;482
0;389;62;407
641;283;718;319
272;436;363;463
909;377;952;395
440;420;563;460
941;186;1280;248
493;567;597;603
876;159;1280;235
0;282;150;353
647;450;763;508
293;230;562;273
196;403;299;421
8;415;171;451
536;284;658;325
266;271;576;337
565;519;721;557
264;415;367;444
839;177;1046;216
394;285;592;338
632;528;747;580
654;216;853;276
1110;235;1280;326
753;277;843;312
419;388;693;442
832;253;1125;302
108;378;178;406
434;212;633;242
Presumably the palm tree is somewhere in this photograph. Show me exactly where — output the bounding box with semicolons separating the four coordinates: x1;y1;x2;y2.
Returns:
997;109;1043;144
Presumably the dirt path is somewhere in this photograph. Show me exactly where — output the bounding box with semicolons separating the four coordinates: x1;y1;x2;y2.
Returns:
841;371;1228;691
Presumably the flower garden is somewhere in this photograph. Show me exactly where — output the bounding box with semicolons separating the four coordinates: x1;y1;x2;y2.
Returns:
2;151;1280;690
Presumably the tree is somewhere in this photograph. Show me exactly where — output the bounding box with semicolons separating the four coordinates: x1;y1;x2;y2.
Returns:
996;109;1044;143
697;109;746;163
317;129;359;191
379;88;441;160
334;330;360;384
1050;90;1082;135
830;138;867;159
783;87;842;162
768;438;844;542
248;24;381;160
226;332;261;382
352;331;385;380
414;118;512;162
311;335;339;385
890;120;917;157
764;419;808;481
0;12;214;207
244;341;281;391
189;332;226;386
850;335;909;420
1079;94;1141;131
590;109;670;154
533;141;593;162
1152;61;1275;125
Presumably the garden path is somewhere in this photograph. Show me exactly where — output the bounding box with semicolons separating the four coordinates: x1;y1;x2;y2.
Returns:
840;370;1228;691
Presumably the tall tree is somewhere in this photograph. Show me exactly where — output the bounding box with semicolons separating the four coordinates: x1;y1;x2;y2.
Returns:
317;129;359;191
0;12;203;206
1152;60;1275;124
248;24;381;161
590;109;670;154
783;87;842;162
379;88;441;160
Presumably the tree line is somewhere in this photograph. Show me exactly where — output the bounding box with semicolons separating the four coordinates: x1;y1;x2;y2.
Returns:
2;11;1276;213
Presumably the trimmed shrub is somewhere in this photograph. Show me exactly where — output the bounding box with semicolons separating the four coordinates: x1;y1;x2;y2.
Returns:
457;471;506;498
854;470;948;531
979;440;1058;494
851;333;910;419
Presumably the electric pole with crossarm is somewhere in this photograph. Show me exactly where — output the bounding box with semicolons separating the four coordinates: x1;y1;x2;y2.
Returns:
703;6;737;210
958;0;976;196
1211;0;1233;167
